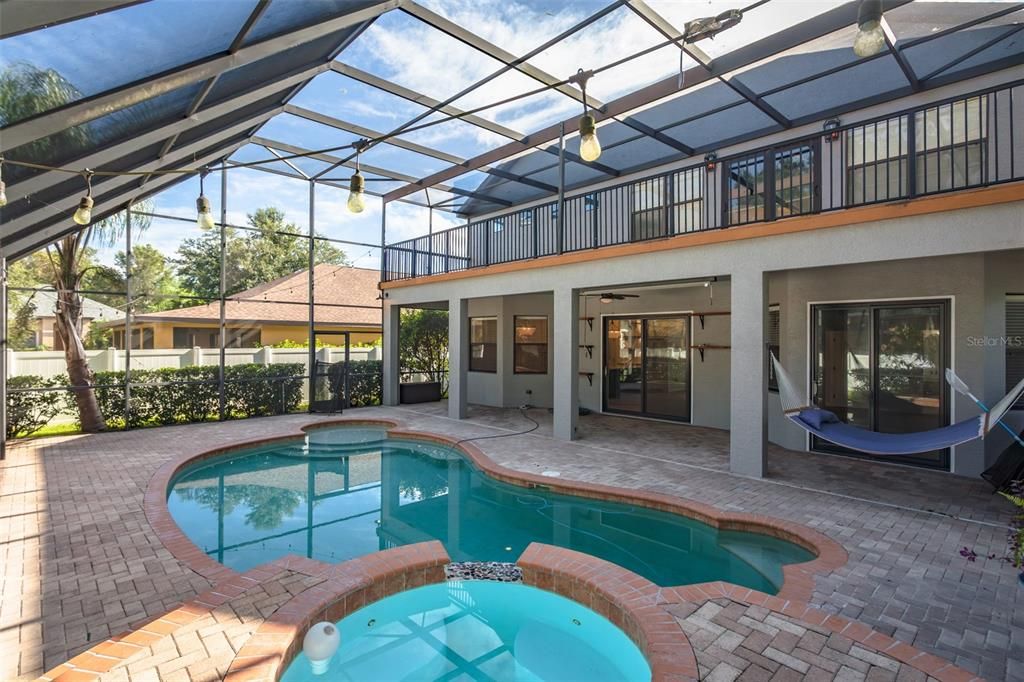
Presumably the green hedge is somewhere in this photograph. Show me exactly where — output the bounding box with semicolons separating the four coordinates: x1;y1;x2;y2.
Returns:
5;375;66;439
6;360;384;435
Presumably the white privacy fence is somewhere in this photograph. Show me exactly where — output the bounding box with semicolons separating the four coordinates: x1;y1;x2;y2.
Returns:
6;346;381;380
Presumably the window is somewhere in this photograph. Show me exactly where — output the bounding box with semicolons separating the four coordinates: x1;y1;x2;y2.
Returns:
725;153;766;225
767;305;780;392
773;144;816;218
113;328;154;349
173;326;260;348
631;177;666;240
514;316;548;374
672;167;704;233
915;95;987;195
469;317;497;372
845;116;909;205
1008;295;1024;410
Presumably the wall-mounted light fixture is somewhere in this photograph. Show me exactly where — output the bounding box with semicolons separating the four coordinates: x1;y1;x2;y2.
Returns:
704;152;717;172
823;118;842;143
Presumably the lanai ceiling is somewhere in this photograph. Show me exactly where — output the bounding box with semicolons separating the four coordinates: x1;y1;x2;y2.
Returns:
1;0;1021;260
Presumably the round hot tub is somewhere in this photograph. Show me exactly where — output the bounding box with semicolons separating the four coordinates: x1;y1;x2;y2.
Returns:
280;581;651;682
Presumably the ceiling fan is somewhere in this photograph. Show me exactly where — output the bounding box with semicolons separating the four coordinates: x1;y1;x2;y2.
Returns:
583;292;640;304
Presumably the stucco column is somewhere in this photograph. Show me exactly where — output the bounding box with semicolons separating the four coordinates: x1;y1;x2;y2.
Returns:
730;269;767;477
448;297;468;419
382;302;400;406
552;287;579;440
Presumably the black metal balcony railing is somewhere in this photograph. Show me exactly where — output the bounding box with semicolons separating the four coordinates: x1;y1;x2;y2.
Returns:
383;81;1023;282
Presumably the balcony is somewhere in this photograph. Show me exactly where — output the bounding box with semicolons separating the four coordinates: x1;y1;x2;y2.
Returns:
383;81;1024;282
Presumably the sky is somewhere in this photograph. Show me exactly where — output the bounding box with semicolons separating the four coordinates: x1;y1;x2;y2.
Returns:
4;0;1012;270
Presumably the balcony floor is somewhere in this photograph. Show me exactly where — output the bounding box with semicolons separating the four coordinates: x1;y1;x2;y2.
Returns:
2;404;1019;680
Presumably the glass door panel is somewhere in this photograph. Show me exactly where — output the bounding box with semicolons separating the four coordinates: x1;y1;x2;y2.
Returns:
875;305;946;466
644;318;691;421
812;301;949;469
813;307;872;428
604;318;643;414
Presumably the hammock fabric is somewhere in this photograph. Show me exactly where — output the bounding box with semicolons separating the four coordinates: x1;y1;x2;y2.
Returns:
770;354;1024;456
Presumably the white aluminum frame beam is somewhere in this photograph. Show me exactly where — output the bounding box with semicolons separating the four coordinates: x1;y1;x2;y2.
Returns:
0;0;400;150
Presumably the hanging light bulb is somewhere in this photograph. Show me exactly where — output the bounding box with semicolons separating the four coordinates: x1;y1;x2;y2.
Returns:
302;621;340;675
196;170;215;230
0;158;7;208
73;170;94;226
853;0;886;57
569;68;601;163
579;114;601;163
347;139;368;213
347;171;366;213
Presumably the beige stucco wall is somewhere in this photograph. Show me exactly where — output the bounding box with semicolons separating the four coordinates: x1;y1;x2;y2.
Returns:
119;322;381;349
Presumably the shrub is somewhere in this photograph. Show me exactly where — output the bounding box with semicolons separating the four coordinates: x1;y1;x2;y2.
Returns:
347;360;382;408
5;375;67;438
224;363;304;418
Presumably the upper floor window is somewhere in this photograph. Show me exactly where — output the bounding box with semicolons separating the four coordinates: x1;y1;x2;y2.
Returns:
469;317;497;372
672;167;704;234
631;177;666;240
726;142;818;226
845;116;909;206
725;152;766;226
916;95;988;194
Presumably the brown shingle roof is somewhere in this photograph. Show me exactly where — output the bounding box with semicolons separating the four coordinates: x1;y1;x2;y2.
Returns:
133;265;381;327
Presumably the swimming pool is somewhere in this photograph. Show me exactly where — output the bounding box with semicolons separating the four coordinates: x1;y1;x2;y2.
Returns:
279;581;651;682
167;426;814;592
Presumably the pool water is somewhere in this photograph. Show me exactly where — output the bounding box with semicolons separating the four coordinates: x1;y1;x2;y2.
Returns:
279;581;651;682
168;427;814;591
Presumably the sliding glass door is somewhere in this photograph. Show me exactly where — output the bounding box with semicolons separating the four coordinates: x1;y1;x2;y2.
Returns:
812;300;949;469
604;316;690;422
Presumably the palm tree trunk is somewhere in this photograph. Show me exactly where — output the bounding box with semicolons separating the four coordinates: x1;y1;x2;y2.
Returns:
54;287;106;432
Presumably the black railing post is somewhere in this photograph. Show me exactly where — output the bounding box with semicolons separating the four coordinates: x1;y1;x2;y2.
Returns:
445;229;451;273
532;206;539;257
411;244;417;278
557;121;566;255
907;112;917;199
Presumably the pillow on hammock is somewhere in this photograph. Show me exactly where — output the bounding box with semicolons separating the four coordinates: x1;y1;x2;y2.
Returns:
797;408;841;430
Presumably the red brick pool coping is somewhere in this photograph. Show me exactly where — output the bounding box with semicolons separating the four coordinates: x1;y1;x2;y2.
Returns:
142;417;847;601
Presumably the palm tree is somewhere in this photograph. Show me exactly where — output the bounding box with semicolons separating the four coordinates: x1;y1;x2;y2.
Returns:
1;62;152;431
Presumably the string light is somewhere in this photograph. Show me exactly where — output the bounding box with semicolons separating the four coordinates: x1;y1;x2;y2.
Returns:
347;139;367;214
853;0;885;57
196;169;215;230
569;69;601;163
73;170;94;226
0;157;7;207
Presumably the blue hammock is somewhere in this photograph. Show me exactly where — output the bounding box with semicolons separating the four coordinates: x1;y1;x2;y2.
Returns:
771;355;1024;456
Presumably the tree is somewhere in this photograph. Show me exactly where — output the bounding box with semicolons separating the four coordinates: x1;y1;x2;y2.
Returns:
90;243;184;313
174;207;349;297
399;309;449;392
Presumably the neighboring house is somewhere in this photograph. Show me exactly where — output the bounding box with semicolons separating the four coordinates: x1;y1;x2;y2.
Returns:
26;288;125;350
101;265;382;349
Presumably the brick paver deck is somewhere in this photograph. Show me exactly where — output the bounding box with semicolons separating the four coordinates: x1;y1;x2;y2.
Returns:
2;404;1020;680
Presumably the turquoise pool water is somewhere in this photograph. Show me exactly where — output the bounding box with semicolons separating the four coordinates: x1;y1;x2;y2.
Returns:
167;427;814;591
279;581;651;682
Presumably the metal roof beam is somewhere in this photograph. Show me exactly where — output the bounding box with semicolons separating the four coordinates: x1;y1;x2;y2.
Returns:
4;111;273;237
283;105;559;193
880;16;920;92
0;0;400;150
402;0;699;153
328;62;619;174
626;0;790;129
400;0;606;112
6;138;246;261
251;137;513;207
0;0;149;39
5;62;320;199
385;0;917;202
